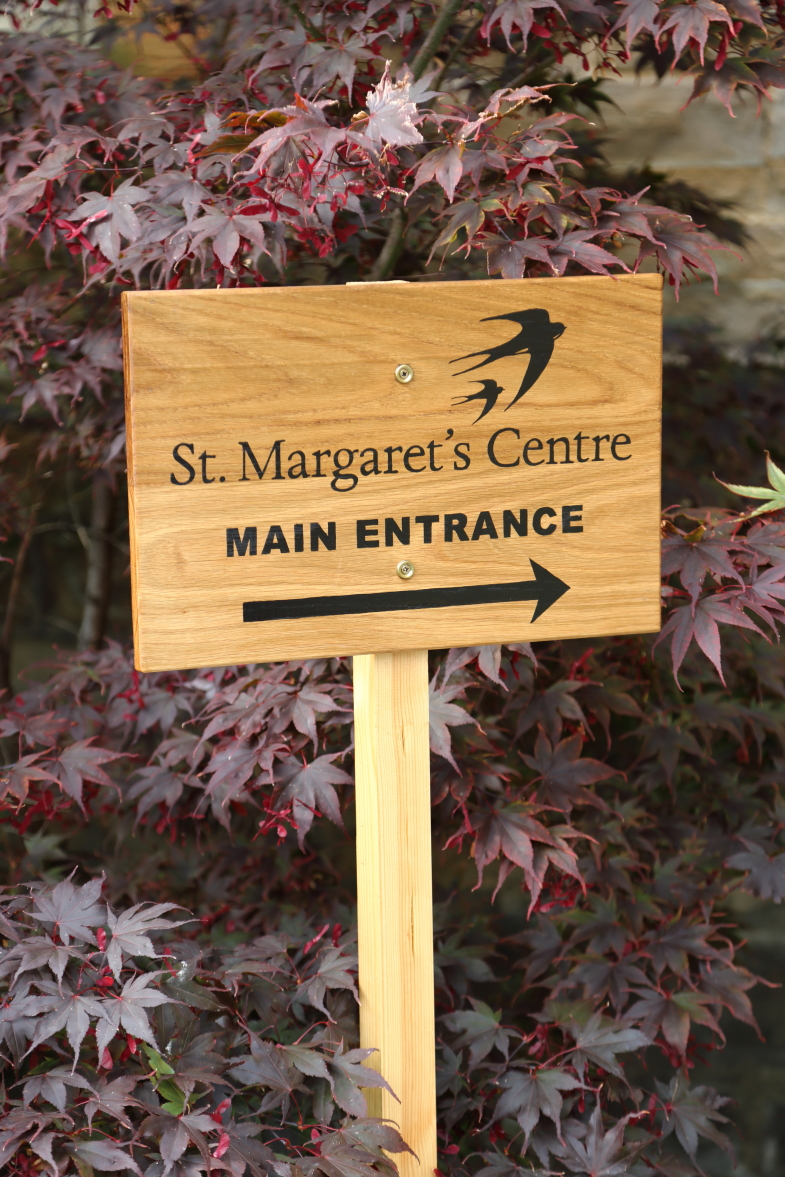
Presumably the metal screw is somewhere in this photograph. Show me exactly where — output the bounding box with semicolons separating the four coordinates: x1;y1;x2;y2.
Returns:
394;363;413;384
396;560;415;580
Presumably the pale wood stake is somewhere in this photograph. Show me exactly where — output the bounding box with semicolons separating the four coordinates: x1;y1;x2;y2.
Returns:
353;649;436;1177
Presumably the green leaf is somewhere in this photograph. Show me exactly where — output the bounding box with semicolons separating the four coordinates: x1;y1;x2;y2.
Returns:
767;452;785;493
717;451;785;517
157;1079;187;1115
142;1045;174;1076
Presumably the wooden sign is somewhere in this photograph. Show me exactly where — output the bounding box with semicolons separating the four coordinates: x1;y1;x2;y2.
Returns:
123;274;662;1177
122;274;662;672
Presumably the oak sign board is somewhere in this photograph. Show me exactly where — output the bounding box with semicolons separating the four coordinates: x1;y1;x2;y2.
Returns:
122;273;662;671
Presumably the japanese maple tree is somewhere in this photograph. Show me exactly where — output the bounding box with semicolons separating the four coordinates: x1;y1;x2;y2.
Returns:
2;2;785;1177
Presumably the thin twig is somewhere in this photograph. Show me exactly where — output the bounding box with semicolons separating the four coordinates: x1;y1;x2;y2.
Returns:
0;505;39;693
432;13;483;89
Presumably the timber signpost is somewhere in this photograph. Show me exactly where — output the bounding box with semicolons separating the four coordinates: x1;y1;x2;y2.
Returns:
122;272;662;1177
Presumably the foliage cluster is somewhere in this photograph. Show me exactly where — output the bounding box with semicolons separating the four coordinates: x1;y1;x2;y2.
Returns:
3;3;785;1177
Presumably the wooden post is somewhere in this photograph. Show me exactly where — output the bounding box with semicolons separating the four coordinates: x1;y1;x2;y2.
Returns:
353;649;436;1177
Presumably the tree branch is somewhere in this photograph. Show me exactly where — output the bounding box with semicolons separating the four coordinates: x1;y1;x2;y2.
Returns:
410;0;468;81
77;475;115;651
368;207;407;281
366;2;471;282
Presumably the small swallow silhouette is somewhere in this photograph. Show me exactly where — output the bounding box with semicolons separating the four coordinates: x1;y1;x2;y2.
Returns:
452;378;505;424
451;308;565;410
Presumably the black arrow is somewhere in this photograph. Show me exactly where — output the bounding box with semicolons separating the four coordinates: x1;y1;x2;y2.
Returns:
243;560;569;625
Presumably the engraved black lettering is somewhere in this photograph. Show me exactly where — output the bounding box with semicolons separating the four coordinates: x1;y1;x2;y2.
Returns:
445;513;469;542
611;433;632;460
404;445;426;473
574;432;591;463
523;438;544;466
331;449;359;492
503;509;527;538
357;519;379;548
385;517;410;546
592;434;610;461
533;507;557;535
546;437;573;465
415;515;439;543
360;448;380;476
239;440;285;481
427;440;443;471
199;450;216;484
226;526;257;557
171;442;196;485
562;505;583;533
488;428;520;468
310;522;336;551
453;442;471;470
294;523;304;552
313;449;331;477
384;446;403;474
287;450;310;478
471;511;498;540
262;525;290;554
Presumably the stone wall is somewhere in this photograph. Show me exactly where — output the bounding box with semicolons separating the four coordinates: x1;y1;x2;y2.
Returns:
599;73;785;340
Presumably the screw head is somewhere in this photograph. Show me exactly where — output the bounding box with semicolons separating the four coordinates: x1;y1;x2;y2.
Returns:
396;560;415;580
394;363;414;384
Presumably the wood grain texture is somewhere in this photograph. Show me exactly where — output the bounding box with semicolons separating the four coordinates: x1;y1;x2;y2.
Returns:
122;274;662;670
353;649;435;1177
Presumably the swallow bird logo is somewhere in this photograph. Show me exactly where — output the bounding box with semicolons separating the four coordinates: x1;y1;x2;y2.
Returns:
450;308;565;423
